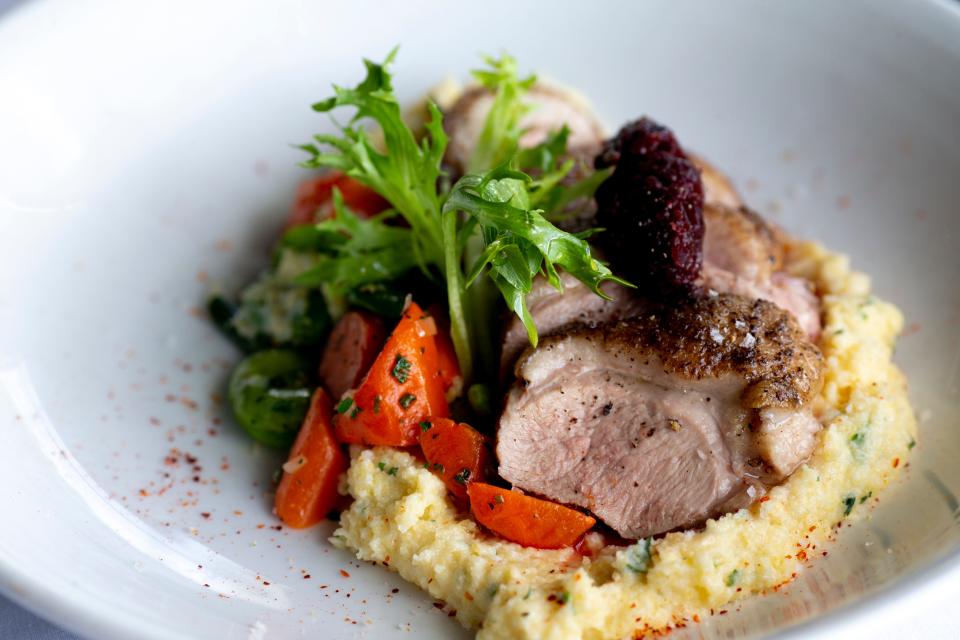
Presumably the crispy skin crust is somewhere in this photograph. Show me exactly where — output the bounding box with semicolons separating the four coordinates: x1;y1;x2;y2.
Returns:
526;292;823;409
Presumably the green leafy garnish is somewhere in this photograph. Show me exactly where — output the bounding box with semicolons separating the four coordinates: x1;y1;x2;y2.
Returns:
297;49;628;385
398;393;417;409
391;354;411;383
467;55;535;173
849;429;868;462
285;193;418;293
335;397;354;414
625;537;653;574
444;166;629;348
453;468;472;485
842;494;857;516
725;569;740;587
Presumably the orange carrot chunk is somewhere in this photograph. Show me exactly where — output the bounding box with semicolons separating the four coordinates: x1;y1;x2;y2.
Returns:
418;417;488;501
426;304;462;398
275;388;347;528
467;482;596;549
334;302;450;446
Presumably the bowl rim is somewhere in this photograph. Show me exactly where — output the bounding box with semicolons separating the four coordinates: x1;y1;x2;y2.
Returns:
1;0;960;637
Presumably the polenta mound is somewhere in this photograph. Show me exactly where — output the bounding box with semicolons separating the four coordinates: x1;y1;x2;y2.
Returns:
332;241;916;640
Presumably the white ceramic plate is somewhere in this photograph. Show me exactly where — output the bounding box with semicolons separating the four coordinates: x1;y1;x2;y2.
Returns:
1;1;959;638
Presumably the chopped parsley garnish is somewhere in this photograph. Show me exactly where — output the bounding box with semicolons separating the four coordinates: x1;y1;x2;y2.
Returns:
335;397;354;414
420;420;433;432
625;537;653;574
860;491;873;504
558;591;570;605
398;393;417;409
373;395;381;414
849;429;868;462
377;461;398;476
391;354;411;383
453;468;472;485
725;569;740;587
432;462;445;473
908;438;916;450
350;405;362;419
842;494;857;516
493;494;504;504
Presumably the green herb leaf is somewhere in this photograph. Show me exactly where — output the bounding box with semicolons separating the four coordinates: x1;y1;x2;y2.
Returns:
453;468;472;485
419;420;433;432
302;48;446;271
468;54;536;173
843;494;857;516
445;168;631;346
725;569;740;587
625;537;653;574
398;393;417;409
391;354;411;383
335;397;354;414
286;194;419;293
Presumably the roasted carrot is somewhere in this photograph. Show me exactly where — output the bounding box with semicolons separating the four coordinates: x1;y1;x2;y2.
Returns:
426;306;462;398
275;388;346;528
334;302;450;446
467;482;596;549
418;418;488;501
287;171;390;228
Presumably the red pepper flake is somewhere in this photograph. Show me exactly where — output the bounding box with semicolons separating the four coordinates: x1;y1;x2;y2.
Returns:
432;602;444;610
138;489;149;497
391;588;399;594
759;496;770;503
893;457;900;468
339;569;350;578
200;512;211;519
464;592;474;602
262;581;270;586
796;550;807;561
808;525;816;532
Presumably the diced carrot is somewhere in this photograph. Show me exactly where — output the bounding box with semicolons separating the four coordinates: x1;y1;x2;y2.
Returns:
418;417;488;501
334;302;449;446
426;304;461;397
287;171;390;228
467;482;596;549
275;388;347;528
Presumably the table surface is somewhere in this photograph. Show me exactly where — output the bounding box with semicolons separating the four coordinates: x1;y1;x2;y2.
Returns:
1;0;958;638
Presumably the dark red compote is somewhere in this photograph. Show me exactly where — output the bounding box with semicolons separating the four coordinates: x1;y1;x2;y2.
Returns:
594;117;704;295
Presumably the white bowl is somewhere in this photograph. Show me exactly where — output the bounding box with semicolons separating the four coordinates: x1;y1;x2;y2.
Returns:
1;1;959;638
